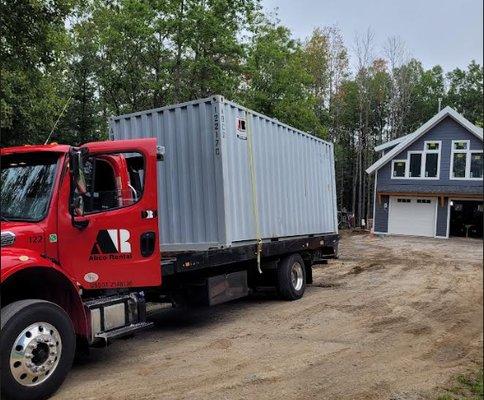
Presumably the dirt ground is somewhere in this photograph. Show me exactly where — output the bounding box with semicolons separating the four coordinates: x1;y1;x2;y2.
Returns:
53;233;483;400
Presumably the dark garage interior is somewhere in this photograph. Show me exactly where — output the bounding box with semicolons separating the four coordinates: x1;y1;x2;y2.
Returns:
449;200;483;238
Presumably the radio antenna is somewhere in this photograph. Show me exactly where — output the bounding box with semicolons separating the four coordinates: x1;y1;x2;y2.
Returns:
44;95;73;145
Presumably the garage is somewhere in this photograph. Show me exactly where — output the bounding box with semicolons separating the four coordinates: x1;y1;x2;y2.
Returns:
388;196;437;237
449;200;484;238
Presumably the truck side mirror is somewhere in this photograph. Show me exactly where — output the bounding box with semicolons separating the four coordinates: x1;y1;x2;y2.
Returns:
69;149;87;194
69;148;90;229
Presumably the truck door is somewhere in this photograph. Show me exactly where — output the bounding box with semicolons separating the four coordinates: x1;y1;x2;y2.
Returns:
57;139;161;290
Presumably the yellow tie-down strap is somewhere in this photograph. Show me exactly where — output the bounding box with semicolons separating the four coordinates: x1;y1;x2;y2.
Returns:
245;112;263;274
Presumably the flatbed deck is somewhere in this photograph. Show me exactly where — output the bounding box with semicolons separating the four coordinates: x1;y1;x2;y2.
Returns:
161;233;339;276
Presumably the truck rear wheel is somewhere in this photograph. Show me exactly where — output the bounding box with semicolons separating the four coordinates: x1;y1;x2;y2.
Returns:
1;300;76;400
277;253;306;301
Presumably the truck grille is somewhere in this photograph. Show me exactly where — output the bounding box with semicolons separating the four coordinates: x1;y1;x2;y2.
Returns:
1;231;15;247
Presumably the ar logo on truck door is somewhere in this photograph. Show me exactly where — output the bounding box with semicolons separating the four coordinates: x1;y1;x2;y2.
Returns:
89;229;132;261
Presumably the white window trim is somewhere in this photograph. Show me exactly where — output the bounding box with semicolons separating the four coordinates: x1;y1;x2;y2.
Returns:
449;140;483;180
422;140;441;179
451;139;469;151
469;150;484;179
390;140;441;180
391;159;407;179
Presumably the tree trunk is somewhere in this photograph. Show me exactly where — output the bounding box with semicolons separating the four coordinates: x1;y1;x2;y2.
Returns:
173;0;185;103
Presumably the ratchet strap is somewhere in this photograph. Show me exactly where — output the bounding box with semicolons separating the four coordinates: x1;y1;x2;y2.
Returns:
246;112;263;274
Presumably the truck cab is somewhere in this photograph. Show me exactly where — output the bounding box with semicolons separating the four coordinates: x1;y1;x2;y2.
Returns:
1;139;162;400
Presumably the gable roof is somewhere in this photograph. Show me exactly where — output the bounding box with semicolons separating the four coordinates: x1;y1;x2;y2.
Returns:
366;106;483;174
374;134;411;152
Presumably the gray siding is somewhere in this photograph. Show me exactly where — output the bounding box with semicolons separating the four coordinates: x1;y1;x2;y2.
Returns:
436;198;448;237
374;195;389;233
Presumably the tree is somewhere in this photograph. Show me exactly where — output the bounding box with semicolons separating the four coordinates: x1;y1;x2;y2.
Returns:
384;36;413;139
405;61;445;132
0;0;75;146
446;61;483;125
242;18;323;136
304;26;348;136
1;2;482;225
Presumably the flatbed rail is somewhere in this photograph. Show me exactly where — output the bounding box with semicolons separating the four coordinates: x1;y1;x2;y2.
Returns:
162;233;339;276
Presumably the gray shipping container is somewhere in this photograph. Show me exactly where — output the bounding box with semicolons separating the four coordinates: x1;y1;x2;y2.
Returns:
109;95;338;251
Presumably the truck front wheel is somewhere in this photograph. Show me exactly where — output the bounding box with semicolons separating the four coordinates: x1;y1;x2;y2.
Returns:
1;300;76;400
277;253;306;301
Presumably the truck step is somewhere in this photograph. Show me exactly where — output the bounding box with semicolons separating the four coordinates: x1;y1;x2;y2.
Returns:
95;322;153;341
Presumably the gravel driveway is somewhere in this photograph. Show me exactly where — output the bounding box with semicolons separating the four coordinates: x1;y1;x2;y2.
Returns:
53;232;483;400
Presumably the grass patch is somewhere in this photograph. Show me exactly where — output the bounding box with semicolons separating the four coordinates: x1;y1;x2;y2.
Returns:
437;369;483;400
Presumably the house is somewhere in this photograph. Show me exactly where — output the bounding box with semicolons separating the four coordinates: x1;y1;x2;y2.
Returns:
366;106;483;239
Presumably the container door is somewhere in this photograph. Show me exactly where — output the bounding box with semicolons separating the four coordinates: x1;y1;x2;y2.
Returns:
57;138;161;290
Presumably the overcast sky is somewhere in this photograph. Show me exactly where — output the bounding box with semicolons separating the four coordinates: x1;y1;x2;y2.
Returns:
262;0;483;73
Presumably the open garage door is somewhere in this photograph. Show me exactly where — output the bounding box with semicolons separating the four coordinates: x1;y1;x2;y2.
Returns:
388;196;437;237
449;200;483;238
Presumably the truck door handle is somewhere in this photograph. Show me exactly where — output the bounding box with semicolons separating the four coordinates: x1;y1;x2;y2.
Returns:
140;232;156;257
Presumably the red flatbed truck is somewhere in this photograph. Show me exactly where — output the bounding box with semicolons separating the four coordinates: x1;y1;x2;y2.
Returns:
0;138;338;400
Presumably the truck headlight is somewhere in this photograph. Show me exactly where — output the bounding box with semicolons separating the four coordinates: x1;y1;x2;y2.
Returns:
1;231;16;247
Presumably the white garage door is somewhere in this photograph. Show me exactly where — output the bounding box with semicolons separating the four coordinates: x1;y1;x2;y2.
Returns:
388;196;437;237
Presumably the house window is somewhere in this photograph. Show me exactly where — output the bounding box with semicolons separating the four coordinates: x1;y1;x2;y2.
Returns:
392;141;441;180
452;152;467;178
453;141;468;150
450;140;482;179
392;160;406;177
470;152;483;178
409;153;422;177
425;153;439;177
425;142;440;151
422;141;440;178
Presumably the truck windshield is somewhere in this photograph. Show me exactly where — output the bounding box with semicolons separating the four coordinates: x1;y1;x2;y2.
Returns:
1;153;59;221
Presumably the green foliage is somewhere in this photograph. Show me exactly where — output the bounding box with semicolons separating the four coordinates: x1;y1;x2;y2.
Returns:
406;61;446;132
242;19;324;137
446;60;484;125
0;0;75;146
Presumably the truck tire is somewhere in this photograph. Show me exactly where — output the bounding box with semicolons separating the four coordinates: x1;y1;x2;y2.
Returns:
1;300;76;400
277;253;306;301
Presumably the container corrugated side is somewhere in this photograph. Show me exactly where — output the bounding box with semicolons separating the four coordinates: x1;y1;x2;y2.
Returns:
110;98;226;250
219;99;338;245
110;96;338;251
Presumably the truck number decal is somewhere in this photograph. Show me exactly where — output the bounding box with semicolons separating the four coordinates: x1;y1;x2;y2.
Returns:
28;235;43;244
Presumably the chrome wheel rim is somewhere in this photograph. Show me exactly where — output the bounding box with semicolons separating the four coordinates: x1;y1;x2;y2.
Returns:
291;262;304;291
10;322;62;387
